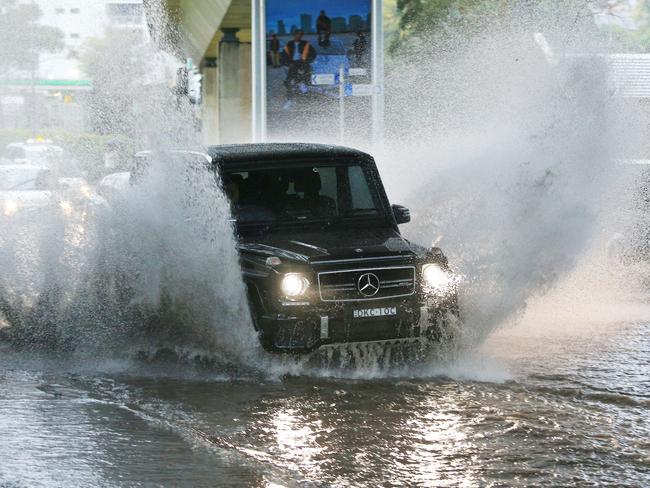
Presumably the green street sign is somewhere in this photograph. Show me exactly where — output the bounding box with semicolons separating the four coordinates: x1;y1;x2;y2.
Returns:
0;79;93;87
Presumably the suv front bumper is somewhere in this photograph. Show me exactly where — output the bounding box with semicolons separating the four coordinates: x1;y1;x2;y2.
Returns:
257;298;451;352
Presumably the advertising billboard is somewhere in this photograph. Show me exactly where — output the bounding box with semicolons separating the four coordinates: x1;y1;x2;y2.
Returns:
253;0;382;144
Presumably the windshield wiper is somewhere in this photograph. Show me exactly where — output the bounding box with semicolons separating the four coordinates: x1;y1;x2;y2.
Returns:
342;208;380;215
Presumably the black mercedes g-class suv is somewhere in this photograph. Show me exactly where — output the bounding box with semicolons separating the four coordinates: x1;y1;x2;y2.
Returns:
208;143;459;352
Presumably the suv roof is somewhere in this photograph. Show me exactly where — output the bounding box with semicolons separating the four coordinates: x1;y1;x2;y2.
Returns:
207;143;371;165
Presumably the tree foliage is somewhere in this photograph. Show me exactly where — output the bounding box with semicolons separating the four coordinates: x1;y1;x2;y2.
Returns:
396;0;506;35
0;0;63;75
628;0;650;51
391;0;608;52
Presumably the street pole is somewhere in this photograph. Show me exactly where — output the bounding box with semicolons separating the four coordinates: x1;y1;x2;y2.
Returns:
29;0;36;136
371;0;384;149
29;64;36;136
252;0;266;142
339;64;345;144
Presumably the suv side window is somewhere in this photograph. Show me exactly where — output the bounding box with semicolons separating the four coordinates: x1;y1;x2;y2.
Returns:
349;165;375;209
315;167;337;207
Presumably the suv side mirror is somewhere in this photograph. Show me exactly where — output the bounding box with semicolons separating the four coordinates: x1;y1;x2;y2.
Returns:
392;204;411;225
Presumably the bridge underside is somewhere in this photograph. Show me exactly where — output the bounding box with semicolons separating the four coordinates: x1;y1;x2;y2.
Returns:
147;0;253;143
157;0;250;61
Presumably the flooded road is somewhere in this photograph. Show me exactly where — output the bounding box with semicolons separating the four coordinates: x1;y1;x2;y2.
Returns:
2;1;650;486
1;318;647;487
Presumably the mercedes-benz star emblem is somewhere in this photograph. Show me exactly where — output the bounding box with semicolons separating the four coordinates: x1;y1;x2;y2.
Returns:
358;273;380;297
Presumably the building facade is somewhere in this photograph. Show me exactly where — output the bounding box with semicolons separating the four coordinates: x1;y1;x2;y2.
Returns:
34;0;147;82
1;0;148;132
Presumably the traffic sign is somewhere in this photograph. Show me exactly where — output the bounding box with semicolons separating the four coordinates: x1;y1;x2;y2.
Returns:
350;84;374;97
312;74;336;85
348;68;367;77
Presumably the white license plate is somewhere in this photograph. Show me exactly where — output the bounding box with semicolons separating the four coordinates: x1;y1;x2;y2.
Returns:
353;307;397;319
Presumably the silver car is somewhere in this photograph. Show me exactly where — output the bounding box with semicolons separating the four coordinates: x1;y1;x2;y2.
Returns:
0;165;62;219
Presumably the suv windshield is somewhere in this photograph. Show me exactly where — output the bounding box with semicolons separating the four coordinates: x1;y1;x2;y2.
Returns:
223;162;384;224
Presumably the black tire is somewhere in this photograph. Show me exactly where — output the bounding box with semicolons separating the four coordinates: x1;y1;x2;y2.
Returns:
246;285;273;351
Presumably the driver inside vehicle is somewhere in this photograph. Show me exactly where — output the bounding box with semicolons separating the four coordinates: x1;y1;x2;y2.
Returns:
288;168;336;216
225;167;338;222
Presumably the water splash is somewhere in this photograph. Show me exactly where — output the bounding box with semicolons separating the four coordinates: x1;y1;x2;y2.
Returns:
376;13;647;350
0;5;259;366
277;8;650;377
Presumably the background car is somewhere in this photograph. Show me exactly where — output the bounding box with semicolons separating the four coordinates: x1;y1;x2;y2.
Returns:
1;140;65;171
96;172;132;207
0;165;61;219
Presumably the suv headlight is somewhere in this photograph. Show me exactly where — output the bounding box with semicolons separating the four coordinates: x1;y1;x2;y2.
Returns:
422;263;453;294
281;273;310;297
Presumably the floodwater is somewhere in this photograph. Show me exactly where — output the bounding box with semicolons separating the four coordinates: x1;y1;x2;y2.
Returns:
1;316;647;487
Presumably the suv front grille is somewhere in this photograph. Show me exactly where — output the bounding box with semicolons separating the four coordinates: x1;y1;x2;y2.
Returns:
318;266;416;302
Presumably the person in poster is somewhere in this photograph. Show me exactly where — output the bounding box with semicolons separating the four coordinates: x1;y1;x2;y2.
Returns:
282;30;317;109
265;0;373;140
269;34;281;68
316;10;332;46
352;31;369;68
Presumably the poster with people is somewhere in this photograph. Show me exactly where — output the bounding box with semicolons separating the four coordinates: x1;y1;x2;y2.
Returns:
264;0;374;142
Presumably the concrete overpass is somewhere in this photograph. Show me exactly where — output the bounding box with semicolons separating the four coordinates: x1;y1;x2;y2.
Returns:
147;1;387;145
147;0;253;143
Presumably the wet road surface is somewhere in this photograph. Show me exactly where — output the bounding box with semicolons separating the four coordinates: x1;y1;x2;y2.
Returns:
0;320;648;487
